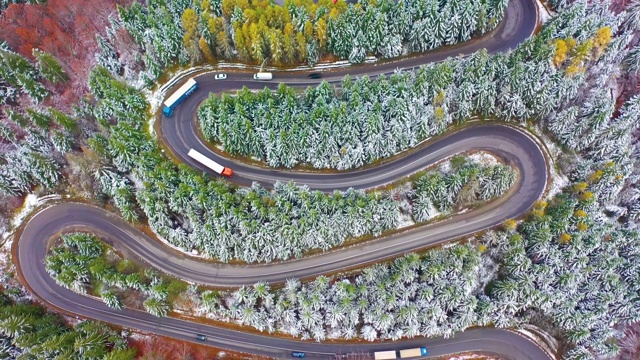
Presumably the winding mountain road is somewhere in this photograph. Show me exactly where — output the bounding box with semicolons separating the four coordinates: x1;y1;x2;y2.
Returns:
15;0;550;358
161;0;538;188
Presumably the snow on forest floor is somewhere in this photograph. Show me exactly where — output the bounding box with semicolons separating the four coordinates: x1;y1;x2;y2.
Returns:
10;194;60;228
443;354;500;360
533;127;570;200
0;230;30;301
437;151;500;175
128;173;146;192
536;0;554;25
438;159;452;174
0;239;28;300
478;252;499;289
466;151;500;167
421;202;444;223
155;231;207;260
396;212;416;228
471;129;570;200
513;325;560;359
0;193;65;303
3;194;61;241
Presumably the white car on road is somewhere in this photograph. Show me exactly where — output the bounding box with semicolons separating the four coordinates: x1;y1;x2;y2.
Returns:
214;73;227;80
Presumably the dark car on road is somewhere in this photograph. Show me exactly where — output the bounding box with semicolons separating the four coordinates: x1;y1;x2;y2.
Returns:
292;352;306;358
307;73;322;79
196;334;207;341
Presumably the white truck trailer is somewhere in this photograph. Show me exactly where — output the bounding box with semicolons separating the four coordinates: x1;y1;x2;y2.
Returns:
187;149;233;177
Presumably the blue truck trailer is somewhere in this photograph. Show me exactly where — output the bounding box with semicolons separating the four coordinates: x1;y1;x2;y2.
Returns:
162;78;198;117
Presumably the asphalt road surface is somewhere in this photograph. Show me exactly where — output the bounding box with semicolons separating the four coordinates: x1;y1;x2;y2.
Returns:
16;0;550;358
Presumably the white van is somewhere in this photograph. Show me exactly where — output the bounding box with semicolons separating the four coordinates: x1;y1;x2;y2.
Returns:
253;72;273;80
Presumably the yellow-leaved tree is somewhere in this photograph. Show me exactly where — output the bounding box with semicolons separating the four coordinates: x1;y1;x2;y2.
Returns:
592;26;612;59
182;8;202;63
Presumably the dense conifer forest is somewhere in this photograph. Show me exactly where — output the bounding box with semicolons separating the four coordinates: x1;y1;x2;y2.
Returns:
1;0;640;359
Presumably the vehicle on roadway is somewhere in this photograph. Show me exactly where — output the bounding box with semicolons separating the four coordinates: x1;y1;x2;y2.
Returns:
196;334;207;341
187;149;234;177
162;78;198;117
308;73;322;79
374;347;428;359
253;72;273;80
214;73;227;80
291;351;305;358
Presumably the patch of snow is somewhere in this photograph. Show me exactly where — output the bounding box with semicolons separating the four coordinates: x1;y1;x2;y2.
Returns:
147;113;157;137
534;128;569;200
478;255;499;289
126;71;148;92
467;151;500;167
535;0;554;25
172;308;188;315
0;239;11;254
151;228;210;261
0;240;29;300
444;354;500;360
326;328;343;339
396;212;415;229
423;203;443;222
506;124;567;201
401;45;410;57
10;194;61;230
143;88;164;115
129;332;152;341
512;325;559;359
363;56;378;64
547;166;569;200
128;173;145;191
441;241;459;249
438;160;452;174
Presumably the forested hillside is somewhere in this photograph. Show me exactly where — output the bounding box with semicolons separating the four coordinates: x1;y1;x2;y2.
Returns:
0;289;137;359
0;0;510;231
1;0;640;359
0;0;130;233
84;72;515;261
46;157;514;312
99;0;508;85
83;1;640;358
197;2;619;170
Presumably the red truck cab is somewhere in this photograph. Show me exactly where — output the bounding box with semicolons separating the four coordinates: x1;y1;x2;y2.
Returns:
221;167;234;177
